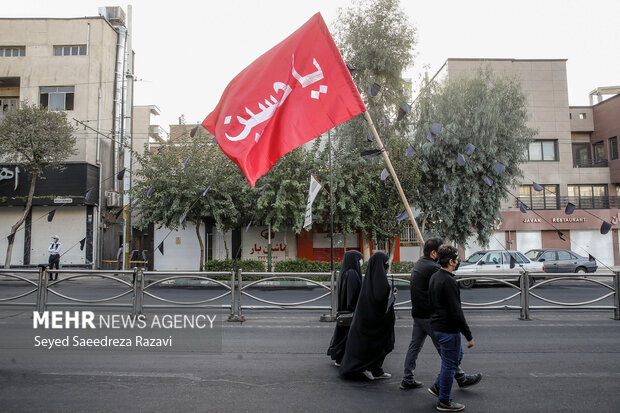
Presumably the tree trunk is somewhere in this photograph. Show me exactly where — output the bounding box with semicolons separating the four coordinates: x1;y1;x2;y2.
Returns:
283;229;289;259
4;175;37;268
222;229;229;260
195;217;204;271
362;237;371;261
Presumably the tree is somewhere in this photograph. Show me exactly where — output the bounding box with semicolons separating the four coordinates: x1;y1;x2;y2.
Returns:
0;103;76;268
318;0;418;261
411;67;537;246
255;146;313;258
132;130;252;269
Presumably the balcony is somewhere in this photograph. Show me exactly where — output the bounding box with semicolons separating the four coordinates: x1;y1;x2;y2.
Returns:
573;158;609;168
516;196;619;210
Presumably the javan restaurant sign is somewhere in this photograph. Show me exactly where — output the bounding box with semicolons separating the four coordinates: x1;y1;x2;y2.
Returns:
523;217;586;224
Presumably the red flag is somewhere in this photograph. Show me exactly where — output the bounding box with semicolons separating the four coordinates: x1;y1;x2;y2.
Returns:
202;13;366;186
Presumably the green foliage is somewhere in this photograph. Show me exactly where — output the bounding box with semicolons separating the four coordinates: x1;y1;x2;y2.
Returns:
411;67;537;246
311;0;419;249
203;259;265;272
255;147;313;233
274;258;335;273
132;128;255;266
0;102;76;174
390;261;415;274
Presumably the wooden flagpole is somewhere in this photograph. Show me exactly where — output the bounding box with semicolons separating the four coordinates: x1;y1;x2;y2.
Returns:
363;111;425;245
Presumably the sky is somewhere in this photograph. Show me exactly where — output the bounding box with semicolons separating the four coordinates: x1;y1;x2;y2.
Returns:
3;0;620;134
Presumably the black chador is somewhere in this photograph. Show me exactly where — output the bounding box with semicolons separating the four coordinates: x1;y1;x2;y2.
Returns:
327;250;363;364
339;251;395;378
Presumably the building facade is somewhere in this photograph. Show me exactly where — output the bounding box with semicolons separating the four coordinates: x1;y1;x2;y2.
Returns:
436;59;619;267
0;7;158;268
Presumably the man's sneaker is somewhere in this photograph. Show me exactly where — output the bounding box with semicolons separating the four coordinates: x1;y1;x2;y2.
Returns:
334;361;341;367
436;400;465;412
374;372;391;380
361;370;375;380
428;384;439;397
457;373;482;388
400;380;424;390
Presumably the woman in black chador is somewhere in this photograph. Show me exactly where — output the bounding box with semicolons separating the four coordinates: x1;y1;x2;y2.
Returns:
327;250;363;366
339;251;396;380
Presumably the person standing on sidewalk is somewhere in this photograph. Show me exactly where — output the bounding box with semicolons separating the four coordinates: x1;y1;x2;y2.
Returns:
427;244;477;412
400;238;481;390
48;235;62;281
327;250;364;366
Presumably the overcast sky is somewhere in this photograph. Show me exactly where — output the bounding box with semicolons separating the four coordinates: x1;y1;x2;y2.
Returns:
4;0;619;134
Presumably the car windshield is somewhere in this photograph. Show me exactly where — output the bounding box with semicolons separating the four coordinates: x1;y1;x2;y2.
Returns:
525;250;541;260
465;252;485;264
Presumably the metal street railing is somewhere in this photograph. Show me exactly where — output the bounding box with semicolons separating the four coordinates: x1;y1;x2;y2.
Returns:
1;268;618;321
236;270;334;321
141;270;235;320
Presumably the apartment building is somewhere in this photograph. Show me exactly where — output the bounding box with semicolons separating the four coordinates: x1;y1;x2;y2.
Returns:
435;59;619;267
0;7;159;268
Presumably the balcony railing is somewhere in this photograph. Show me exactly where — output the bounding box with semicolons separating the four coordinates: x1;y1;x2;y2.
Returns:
517;196;619;210
573;159;609;168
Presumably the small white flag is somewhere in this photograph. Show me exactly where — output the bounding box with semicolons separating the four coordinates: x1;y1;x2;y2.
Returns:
303;175;323;229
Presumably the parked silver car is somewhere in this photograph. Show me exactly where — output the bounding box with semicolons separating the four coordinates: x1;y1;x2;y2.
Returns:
524;249;598;273
455;250;543;288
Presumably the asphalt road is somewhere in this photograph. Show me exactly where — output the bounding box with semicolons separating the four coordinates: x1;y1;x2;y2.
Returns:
1;303;619;412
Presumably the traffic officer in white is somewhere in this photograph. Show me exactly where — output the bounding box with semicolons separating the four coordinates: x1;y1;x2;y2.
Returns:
48;235;62;281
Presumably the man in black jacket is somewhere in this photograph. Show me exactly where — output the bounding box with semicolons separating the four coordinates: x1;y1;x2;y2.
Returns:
400;238;480;391
428;244;478;412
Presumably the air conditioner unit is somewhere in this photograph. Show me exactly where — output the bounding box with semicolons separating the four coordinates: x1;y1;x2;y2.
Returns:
98;6;126;27
105;190;122;208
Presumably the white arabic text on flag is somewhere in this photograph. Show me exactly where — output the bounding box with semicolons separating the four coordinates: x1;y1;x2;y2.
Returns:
303;175;322;228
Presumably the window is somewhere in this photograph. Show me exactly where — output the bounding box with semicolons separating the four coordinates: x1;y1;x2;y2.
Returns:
400;224;420;244
593;141;606;164
40;87;75;111
0;98;18;120
568;184;608;209
53;45;87;56
528;140;557;161
541;251;556;261
572;143;592;167
579;113;587;119
484;252;503;264
609;137;618;161
505;252;527;264
519;184;559;210
0;46;25;57
557;250;573;260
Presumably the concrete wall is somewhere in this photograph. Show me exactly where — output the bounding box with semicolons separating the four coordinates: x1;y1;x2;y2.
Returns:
241;226;299;270
30;206;87;266
570;229;613;268
0;18;118;168
592;94;620;183
153;225;206;271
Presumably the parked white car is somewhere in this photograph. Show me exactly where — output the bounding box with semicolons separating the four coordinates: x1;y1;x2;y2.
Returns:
455;250;544;288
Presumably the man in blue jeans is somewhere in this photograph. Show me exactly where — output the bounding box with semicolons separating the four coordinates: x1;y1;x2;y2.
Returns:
428;245;477;412
400;238;481;390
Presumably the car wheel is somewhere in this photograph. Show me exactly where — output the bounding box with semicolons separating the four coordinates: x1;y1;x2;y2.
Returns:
575;267;586;274
459;278;475;289
529;277;535;287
